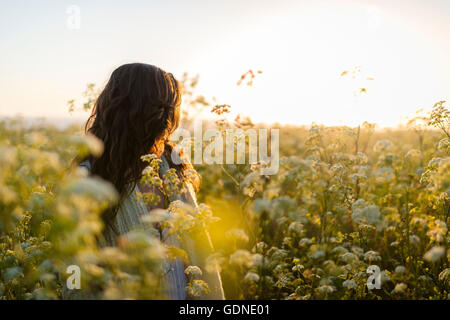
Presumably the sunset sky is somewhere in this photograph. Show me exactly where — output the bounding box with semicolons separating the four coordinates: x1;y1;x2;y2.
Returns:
1;0;450;127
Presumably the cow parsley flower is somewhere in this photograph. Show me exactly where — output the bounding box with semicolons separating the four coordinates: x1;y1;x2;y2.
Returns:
184;265;202;278
439;268;450;282
229;250;252;267
395;266;406;274
364;251;381;263
342;279;357;289
373;139;393;152
185;280;210;297
244;272;260;282
423;246;445;262
311;250;325;260
288;221;304;234
392;283;407;294
340;252;359;263
225;228;249;243
299;238;312;247
317;285;335;294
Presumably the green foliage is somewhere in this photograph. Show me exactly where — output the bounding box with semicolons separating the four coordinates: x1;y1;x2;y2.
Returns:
195;103;449;300
0;120;218;299
1;78;449;300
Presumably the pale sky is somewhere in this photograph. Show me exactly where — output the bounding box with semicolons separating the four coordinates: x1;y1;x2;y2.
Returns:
1;0;450;127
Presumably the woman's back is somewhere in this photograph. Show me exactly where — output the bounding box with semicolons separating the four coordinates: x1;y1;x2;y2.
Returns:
102;155;188;300
101;154;224;299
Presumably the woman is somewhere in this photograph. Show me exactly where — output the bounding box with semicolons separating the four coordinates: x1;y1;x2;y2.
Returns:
78;63;224;299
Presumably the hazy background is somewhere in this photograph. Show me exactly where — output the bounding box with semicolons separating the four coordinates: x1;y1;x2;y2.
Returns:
1;0;450;127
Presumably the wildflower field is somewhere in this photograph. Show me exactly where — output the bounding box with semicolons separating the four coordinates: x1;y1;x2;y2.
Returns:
0;83;449;300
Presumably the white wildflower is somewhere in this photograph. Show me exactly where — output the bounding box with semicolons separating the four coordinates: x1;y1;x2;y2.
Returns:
340;252;359;264
373;139;393;152
299;238;312;247
185;280;210;297
311;250;325;260
423;246;445;262
184;265;202;278
244;272;260;282
439;268;450;282
85;134;104;157
351;199;382;228
317;285;335;294
391;283;407;294
332;246;348;255
409;235;420;245
395;266;406;274
252;199;272;214
229;250;257;268
364;251;381;263
292;264;305;272
342;279;357;289
288;221;304;234
225;228;249;243
405;149;421;162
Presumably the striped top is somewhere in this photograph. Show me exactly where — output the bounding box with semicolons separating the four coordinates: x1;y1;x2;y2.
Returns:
64;155;225;300
101;182;188;299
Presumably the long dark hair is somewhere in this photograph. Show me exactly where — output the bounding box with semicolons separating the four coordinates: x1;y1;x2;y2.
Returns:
85;63;196;220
